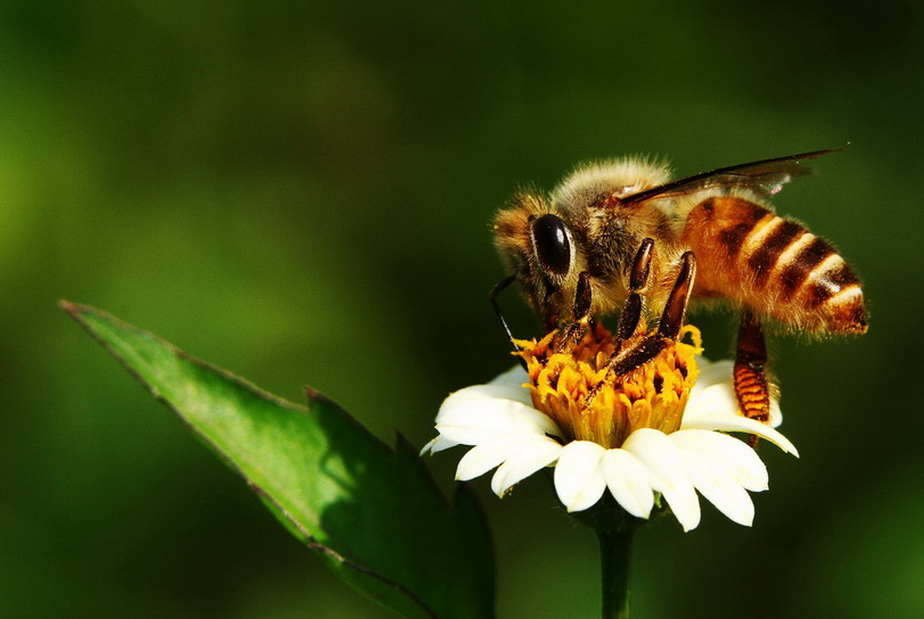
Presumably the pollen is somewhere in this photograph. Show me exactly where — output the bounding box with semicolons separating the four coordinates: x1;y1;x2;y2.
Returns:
514;322;702;449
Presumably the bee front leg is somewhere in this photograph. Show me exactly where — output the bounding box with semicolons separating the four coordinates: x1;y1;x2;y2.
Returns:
556;271;594;350
734;310;771;425
613;238;654;342
490;274;528;370
558;236;655;352
608;250;697;376
582;250;696;410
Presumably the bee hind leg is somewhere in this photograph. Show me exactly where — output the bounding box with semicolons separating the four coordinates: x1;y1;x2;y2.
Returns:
734;310;772;446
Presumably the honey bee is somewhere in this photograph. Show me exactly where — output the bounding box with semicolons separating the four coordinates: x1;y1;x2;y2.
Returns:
492;149;867;424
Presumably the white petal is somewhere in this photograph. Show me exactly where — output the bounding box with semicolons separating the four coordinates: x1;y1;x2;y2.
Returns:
435;395;562;446
437;383;536;421
691;358;735;391
681;412;799;457
622;429;701;531
669;430;768;492
685;381;740;421
685;362;783;428
768;397;783;428
601;449;655;519
621;430;685;491
676;447;756;527
489;436;562;496
455;441;515;481
454;433;557;481
420;434;456;455
554;441;608;512
488;365;532;394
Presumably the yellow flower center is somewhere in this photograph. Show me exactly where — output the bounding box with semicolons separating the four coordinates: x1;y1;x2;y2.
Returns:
514;322;702;449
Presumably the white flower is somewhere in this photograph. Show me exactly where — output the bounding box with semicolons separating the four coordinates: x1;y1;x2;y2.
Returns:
423;359;798;532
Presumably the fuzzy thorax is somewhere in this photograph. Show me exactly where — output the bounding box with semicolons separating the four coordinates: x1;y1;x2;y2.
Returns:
514;322;702;449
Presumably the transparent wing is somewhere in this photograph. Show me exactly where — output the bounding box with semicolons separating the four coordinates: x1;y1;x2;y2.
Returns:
621;148;842;205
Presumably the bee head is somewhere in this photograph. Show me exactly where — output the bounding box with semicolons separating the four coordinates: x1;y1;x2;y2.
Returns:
529;213;574;284
493;193;578;329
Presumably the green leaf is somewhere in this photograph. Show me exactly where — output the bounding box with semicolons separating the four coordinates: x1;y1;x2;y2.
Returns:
62;302;494;619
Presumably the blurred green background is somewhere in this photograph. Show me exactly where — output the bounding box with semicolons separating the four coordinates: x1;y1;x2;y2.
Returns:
3;0;921;617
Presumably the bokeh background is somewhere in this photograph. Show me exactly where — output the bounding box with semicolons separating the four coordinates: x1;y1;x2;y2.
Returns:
3;0;921;617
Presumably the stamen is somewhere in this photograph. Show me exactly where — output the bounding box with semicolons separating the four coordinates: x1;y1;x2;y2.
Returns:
514;322;702;449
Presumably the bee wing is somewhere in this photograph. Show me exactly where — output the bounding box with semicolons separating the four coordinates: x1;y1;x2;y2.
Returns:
622;148;842;205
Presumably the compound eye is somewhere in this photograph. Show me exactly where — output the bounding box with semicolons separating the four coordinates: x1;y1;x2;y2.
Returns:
530;214;573;278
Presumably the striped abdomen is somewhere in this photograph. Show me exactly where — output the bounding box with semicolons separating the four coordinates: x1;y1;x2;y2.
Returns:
682;196;867;334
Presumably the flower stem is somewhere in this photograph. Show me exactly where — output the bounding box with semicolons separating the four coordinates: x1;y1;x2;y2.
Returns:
597;527;634;619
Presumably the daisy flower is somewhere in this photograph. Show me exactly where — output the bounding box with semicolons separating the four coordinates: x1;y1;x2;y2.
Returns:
422;322;797;532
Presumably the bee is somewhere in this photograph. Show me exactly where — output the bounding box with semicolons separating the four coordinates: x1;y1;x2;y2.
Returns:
492;149;867;424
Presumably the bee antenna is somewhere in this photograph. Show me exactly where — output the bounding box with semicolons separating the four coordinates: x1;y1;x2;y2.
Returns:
490;275;527;369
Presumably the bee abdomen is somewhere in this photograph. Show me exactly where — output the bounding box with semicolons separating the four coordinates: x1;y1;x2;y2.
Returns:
685;196;867;334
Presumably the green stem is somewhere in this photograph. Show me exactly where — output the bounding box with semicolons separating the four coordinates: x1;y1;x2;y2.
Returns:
597;527;634;619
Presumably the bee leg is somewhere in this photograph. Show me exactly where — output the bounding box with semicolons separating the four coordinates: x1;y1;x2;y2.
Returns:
490;274;528;370
582;251;695;409
608;251;697;376
613;238;654;343
559;237;656;352
735;310;772;445
556;271;594;350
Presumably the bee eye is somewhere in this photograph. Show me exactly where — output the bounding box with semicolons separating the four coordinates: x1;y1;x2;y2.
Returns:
530;214;572;277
